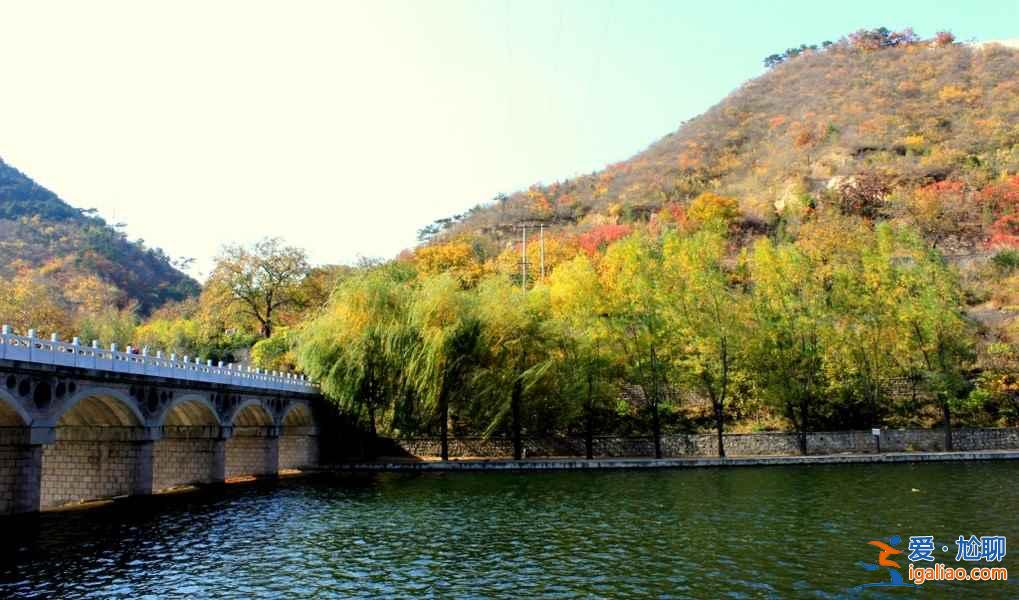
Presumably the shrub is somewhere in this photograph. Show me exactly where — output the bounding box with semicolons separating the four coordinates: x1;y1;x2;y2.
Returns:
688;192;741;229
980;176;1019;217
991;249;1019;273
835;172;891;218
577;224;633;256
989;215;1019;248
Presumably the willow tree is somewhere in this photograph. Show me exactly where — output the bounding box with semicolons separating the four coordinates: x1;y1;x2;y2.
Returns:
472;276;553;461
405;273;481;461
296;264;411;436
547;254;617;459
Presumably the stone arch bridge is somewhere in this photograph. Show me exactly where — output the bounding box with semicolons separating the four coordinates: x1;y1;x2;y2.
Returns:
0;329;327;515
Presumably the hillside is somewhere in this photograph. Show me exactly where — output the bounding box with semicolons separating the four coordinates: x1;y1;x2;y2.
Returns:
0;158;199;319
426;31;1019;259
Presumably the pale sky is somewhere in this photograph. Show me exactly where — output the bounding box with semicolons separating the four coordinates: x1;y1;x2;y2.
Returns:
1;1;1016;279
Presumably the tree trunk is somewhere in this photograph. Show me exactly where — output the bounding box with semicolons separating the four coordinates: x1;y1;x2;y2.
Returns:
715;401;725;458
439;387;449;461
585;372;594;460
798;394;809;456
511;377;523;460
651;401;662;459
365;402;377;458
650;345;662;459
942;398;953;452
262;306;272;338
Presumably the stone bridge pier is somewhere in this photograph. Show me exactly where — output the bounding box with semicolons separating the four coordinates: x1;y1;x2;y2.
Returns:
0;330;327;515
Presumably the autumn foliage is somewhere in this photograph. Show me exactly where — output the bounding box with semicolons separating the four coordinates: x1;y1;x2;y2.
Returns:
576;224;633;256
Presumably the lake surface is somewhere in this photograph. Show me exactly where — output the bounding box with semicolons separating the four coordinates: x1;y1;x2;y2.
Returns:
1;462;1017;598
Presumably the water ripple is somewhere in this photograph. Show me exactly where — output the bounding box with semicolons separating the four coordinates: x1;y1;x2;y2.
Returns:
1;463;1017;598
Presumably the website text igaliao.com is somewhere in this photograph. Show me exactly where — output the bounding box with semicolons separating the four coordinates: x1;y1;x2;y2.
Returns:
908;563;1008;585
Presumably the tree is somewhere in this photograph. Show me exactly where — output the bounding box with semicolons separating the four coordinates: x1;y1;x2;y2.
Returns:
663;229;745;458
599;233;674;458
577;224;633;257
933;31;956;47
821;224;911;429
207;238;310;338
0;271;73;338
908;181;979;248
687;192;741;230
896;236;974;450
548;255;618;459
972;340;1019;425
297;265;412;436
747;239;828;454
404;273;482;460
473;276;553;460
413;239;487;288
836;172;891;219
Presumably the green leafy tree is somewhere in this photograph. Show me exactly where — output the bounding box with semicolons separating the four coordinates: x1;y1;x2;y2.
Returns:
821;224;906;428
547;254;619;459
472;276;553;460
297;265;411;435
404;273;482;460
896;235;974;450
599;233;675;458
207;237;310;338
747;239;828;454
663;229;745;458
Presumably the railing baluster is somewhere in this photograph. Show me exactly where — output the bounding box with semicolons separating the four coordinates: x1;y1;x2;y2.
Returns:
0;327;316;392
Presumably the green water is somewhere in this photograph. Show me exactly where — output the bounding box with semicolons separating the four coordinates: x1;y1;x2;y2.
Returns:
1;461;1016;598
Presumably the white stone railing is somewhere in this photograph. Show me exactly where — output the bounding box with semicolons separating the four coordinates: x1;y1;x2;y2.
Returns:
0;326;316;394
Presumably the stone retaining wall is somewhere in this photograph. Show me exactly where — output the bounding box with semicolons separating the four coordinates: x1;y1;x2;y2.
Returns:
394;428;1019;458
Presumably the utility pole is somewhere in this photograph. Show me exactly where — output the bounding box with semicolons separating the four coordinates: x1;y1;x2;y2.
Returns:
520;224;528;291
539;223;545;280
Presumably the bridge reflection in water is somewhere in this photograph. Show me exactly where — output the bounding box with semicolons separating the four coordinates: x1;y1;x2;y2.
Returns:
0;327;323;515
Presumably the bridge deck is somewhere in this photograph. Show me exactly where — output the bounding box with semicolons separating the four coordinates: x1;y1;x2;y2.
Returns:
1;329;314;393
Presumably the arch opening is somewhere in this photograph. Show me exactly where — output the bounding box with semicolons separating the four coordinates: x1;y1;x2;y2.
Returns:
282;404;313;428
278;402;318;471
57;395;141;427
0;398;26;427
163;398;219;427
42;392;146;510
232;403;273;427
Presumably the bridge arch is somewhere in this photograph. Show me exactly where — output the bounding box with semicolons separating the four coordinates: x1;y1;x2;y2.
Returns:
281;401;313;427
152;394;222;493
278;400;319;470
229;399;274;427
157;394;221;427
0;388;31;426
49;387;143;427
225;399;277;479
41;387;147;509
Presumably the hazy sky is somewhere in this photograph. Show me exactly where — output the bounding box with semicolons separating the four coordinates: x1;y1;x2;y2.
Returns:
2;1;1016;278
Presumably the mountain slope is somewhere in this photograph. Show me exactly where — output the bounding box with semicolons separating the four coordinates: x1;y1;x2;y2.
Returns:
0;158;199;315
431;34;1019;256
